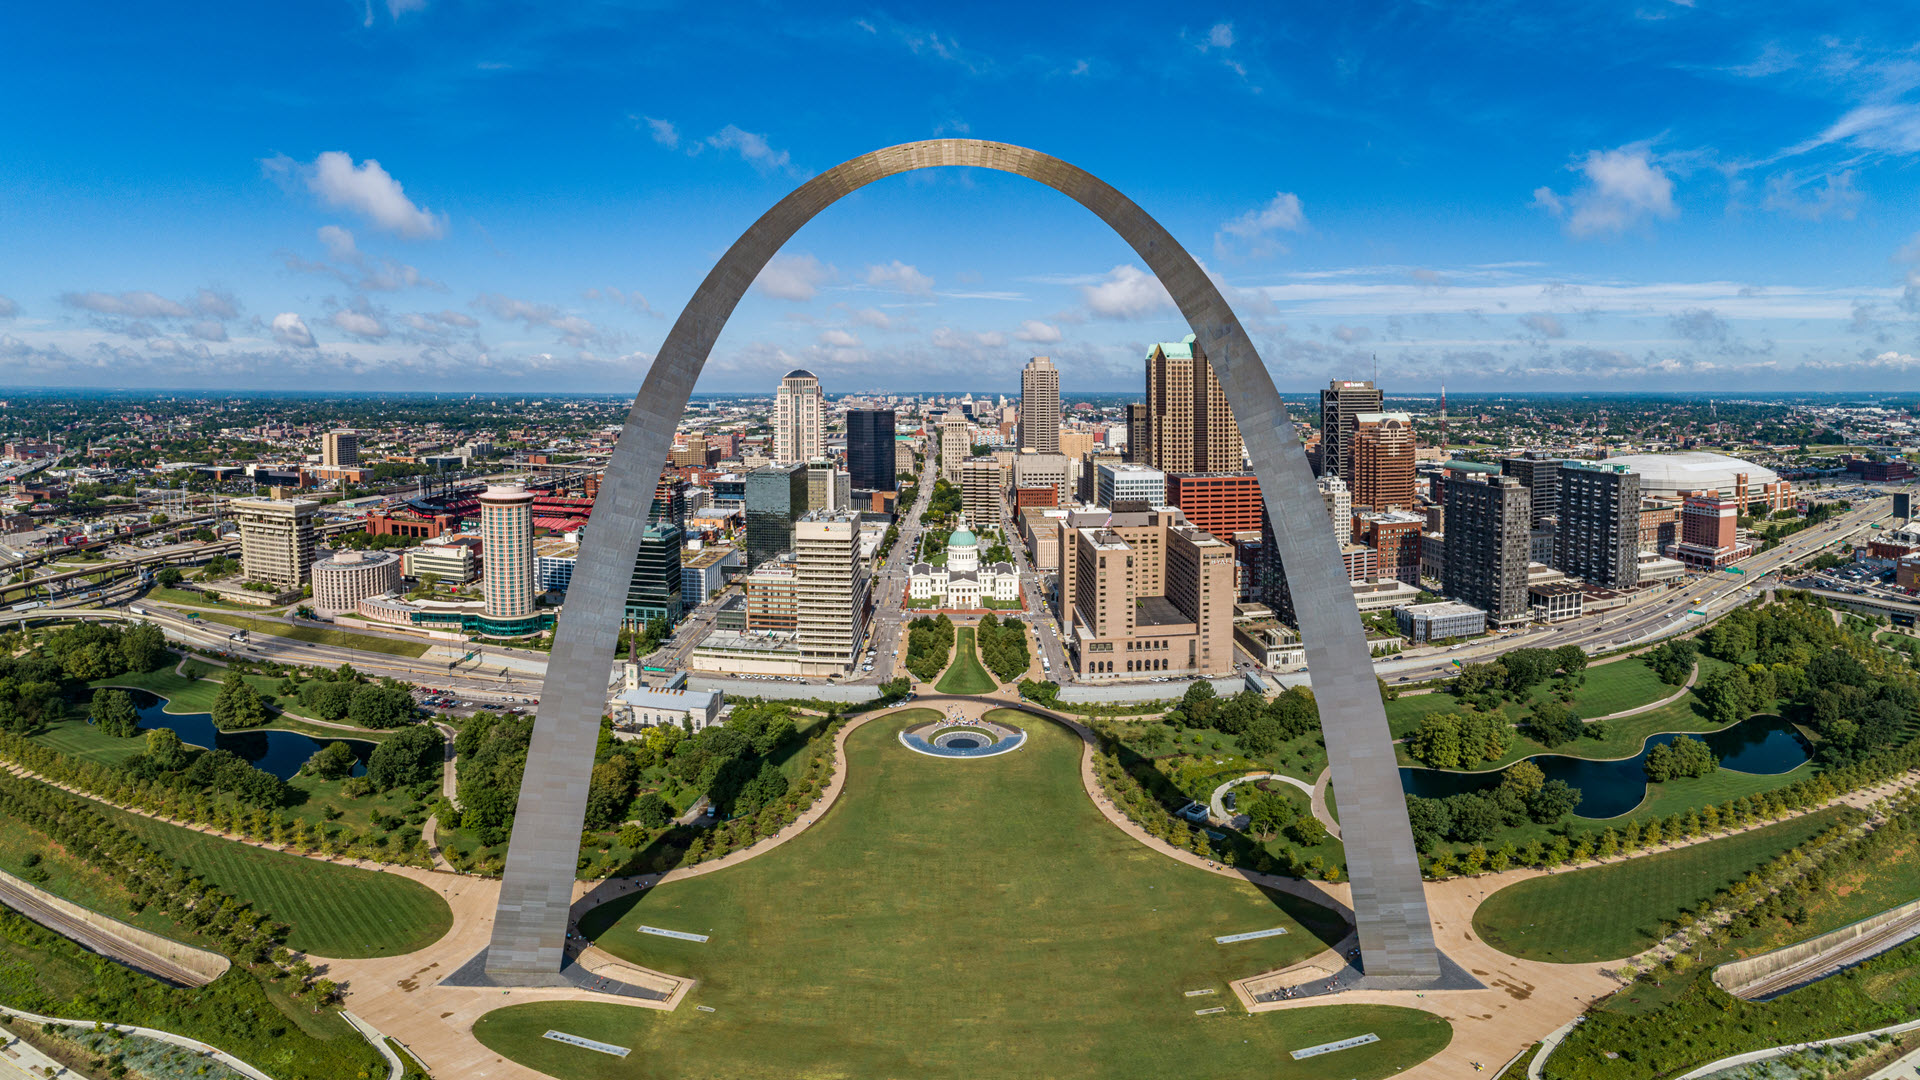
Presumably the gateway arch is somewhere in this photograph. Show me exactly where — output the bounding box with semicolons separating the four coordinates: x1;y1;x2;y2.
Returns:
482;139;1441;982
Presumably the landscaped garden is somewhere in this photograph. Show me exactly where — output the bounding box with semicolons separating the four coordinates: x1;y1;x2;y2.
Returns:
1542;792;1920;1080
1471;807;1849;962
479;713;1448;1080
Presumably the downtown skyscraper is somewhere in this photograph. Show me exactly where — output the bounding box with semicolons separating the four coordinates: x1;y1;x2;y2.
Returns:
773;368;824;465
1018;356;1060;453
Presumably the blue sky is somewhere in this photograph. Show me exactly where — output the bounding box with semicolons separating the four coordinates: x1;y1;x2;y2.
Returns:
2;2;1917;395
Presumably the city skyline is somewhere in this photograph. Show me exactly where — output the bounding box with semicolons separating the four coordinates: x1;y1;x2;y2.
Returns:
3;5;1917;395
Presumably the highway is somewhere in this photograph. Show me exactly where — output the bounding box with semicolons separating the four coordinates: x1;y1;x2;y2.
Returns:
1369;493;1893;685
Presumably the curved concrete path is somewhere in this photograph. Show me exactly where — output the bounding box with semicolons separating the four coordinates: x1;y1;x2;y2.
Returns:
1310;767;1341;840
1584;660;1699;723
0;1002;274;1080
341;1010;407;1080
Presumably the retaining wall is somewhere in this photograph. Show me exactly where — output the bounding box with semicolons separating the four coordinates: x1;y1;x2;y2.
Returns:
1713;897;1920;996
0;866;229;985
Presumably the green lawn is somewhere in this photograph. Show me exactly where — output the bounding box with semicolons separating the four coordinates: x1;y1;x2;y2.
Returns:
1472;808;1847;963
191;611;431;658
1385;658;1694;740
113;808;452;958
146;585;291;613
490;714;1454;1080
933;625;997;694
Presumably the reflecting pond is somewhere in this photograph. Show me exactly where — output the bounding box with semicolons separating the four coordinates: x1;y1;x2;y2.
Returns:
102;688;372;781
1398;714;1811;819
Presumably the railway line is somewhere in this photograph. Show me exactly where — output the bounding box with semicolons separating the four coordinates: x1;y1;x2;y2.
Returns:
0;876;216;988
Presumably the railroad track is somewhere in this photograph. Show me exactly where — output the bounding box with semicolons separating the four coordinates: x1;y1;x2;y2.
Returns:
1733;907;1920;1000
0;879;214;988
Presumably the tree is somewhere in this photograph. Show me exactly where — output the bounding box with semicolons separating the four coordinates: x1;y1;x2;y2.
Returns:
211;676;269;729
1286;816;1328;846
1244;788;1297;838
1553;644;1588;677
583;756;638;828
301;741;358;780
1407;712;1464;769
1527;701;1582;747
878;677;912;704
299;679;355;721
145;727;189;770
1181;680;1218;727
348;683;416;729
1405;795;1452;852
154;566;183;587
118;621;167;672
1525;779;1582;823
1695;667;1753;725
1646;638;1699;685
1644;736;1717;782
92;689;141;738
632;792;673;828
1499;648;1557;695
366;725;443;790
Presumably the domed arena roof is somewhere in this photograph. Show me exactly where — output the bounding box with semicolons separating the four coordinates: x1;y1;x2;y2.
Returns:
949;528;977;547
784;368;817;380
1594;451;1781;497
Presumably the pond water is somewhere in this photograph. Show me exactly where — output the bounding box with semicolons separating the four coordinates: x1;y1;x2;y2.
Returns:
1398;714;1812;820
105;688;372;781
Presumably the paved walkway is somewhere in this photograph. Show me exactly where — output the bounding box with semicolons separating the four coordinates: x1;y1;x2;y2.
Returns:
341;1010;406;1080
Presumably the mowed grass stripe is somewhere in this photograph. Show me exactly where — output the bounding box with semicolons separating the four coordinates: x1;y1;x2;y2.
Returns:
933;626;997;695
1472;808;1844;963
114;809;451;957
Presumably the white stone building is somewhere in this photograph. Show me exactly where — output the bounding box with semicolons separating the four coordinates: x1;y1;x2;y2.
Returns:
908;525;1019;607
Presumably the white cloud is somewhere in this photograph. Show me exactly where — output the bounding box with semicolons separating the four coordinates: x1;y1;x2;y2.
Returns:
472;292;607;347
1079;264;1174;320
387;0;427;16
271;313;316;348
192;289;240;319
756;254;833;301
1206;23;1234;49
1762;171;1862;221
1669;308;1730;341
329;309;390;340
703;125;794;174
0;296;15;318
1533;144;1678;237
61;290;191;318
268;151;446;238
186;320;228;342
1014;319;1062;343
404;309;478;331
319;224;359;260
865;260;934;294
818;329;861;347
1216;192;1306;256
931;327;1009;349
1871;350;1920;368
1519;313;1567;338
851;307;891;329
1332;325;1371;343
640;116;679;149
1792;102;1920;158
582;287;660;317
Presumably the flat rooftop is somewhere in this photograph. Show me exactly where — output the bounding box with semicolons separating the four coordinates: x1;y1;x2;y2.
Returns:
1135;595;1193;628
